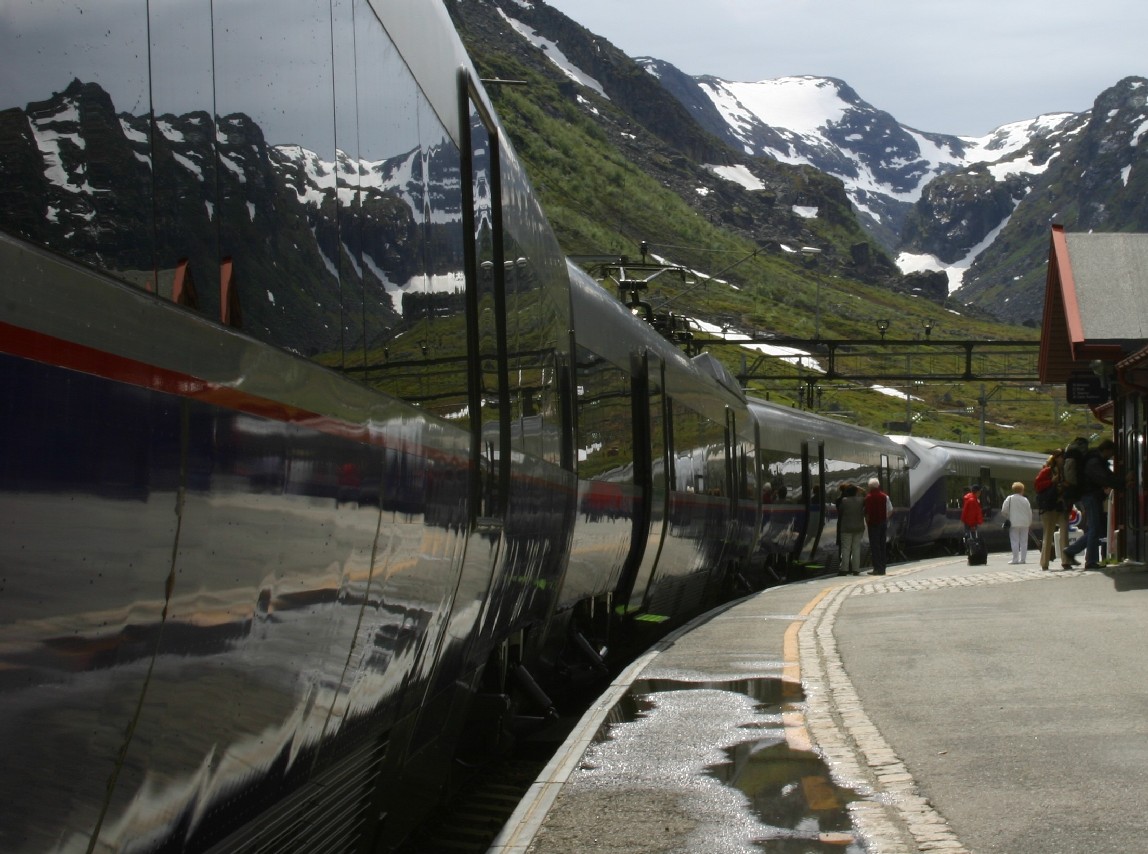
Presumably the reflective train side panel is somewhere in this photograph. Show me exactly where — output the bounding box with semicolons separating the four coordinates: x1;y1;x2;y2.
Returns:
0;1;578;849
565;265;760;630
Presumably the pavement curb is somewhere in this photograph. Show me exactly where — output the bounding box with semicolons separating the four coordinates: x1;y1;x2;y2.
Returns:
799;566;972;854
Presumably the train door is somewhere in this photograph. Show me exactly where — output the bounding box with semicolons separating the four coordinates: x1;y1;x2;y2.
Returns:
797;441;826;563
879;452;898;546
751;419;765;548
723;409;744;564
979;465;994;515
462;89;510;530
615;351;669;613
726;409;738;518
399;78;513;756
724;410;759;591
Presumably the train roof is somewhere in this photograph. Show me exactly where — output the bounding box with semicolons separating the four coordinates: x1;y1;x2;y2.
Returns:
889;435;1046;469
568;261;748;430
746;396;904;458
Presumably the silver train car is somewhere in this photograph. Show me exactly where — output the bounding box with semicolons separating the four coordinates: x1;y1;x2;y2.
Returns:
1;2;578;850
893;435;1047;553
747;398;910;579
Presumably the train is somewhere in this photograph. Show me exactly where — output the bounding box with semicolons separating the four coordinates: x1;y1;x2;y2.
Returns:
893;435;1049;554
0;2;1044;851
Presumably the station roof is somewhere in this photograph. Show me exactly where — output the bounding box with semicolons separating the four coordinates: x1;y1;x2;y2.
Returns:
1039;224;1148;383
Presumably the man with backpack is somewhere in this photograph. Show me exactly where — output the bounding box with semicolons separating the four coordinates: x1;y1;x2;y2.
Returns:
1061;439;1125;569
1061;437;1089;507
1034;450;1068;570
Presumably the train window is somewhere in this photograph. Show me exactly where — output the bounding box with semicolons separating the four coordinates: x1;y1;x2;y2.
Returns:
742;421;763;502
759;448;802;504
672;404;726;496
824;452;880;502
502;232;564;465
467;100;507;519
574;346;634;481
648;364;668;492
332;0;365;366
2;3;155;290
212;0;345;353
948;477;968;509
504;236;549;461
888;457;910;508
740;441;760;500
149;0;216;314
338;16;469;423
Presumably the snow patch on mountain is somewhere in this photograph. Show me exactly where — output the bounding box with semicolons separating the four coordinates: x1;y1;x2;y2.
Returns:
659;70;1089;280
704;163;765;191
898;206;1015;295
697;75;1079;202
498;8;609;98
711;76;849;147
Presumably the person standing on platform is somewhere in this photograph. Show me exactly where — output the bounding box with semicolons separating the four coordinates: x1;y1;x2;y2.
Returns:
999;482;1033;564
864;477;891;575
961;484;984;537
836;483;866;575
1062;439;1126;569
1035;450;1068;570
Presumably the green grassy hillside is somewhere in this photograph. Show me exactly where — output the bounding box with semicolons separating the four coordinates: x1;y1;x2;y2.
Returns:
449;1;1104;453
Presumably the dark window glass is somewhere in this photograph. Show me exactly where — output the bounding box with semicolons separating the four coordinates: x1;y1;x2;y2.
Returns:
335;6;468;422
0;1;154;286
759;448;802;504
671;401;726;496
824;454;881;503
741;443;759;500
575;347;634;481
212;0;342;354
499;150;567;466
648;368;667;491
149;0;218;315
333;0;365;366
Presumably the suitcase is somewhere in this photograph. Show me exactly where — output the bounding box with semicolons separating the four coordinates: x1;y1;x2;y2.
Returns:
966;532;988;566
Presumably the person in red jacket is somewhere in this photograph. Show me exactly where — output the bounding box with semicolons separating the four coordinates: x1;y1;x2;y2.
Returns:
863;477;891;575
961;484;985;534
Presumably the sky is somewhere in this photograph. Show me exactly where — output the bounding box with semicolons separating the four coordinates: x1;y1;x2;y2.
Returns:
543;0;1148;136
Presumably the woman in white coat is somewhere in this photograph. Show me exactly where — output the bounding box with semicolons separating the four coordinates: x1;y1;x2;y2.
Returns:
1000;482;1034;564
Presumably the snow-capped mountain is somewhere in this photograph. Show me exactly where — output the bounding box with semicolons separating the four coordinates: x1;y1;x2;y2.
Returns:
639;60;1148;321
643;63;1084;264
943;76;1148;323
451;0;1148;324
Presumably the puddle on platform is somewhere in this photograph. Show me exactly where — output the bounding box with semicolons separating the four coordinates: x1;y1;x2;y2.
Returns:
712;736;863;851
606;677;865;852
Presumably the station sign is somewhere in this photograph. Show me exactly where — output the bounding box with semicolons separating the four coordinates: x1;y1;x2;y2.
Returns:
1066;374;1109;405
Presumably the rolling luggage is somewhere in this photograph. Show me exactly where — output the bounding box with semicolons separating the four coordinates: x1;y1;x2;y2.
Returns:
966;531;988;566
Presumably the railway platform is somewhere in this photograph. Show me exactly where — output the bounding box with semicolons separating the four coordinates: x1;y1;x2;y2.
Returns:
490;553;1148;854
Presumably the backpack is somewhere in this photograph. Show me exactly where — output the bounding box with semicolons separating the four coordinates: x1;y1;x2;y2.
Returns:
1062;439;1088;502
1034;466;1059;511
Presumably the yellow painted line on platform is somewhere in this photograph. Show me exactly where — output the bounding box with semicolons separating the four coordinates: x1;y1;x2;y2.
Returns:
782;585;833;684
782;583;841;753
